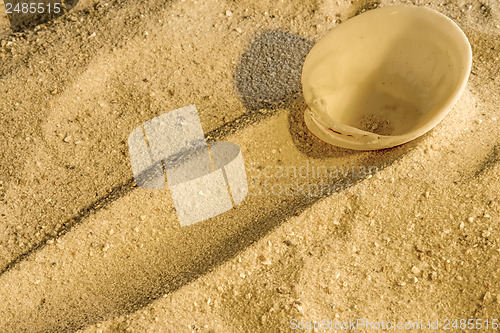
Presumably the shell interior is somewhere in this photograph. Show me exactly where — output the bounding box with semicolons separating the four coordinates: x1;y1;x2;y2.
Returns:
301;5;472;150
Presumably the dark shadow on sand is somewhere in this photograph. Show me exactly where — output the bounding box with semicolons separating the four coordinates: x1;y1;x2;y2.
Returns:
234;30;314;111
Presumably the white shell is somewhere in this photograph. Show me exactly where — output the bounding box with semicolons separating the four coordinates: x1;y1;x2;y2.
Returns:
302;5;472;150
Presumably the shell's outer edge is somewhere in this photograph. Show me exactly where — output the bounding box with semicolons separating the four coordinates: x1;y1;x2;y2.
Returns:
304;109;402;151
301;5;473;150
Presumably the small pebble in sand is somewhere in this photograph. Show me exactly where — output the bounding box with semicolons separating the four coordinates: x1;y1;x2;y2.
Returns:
63;136;72;143
258;254;267;261
225;10;233;16
468;217;474;223
260;256;272;265
140;215;146;221
459;221;465;230
411;266;421;275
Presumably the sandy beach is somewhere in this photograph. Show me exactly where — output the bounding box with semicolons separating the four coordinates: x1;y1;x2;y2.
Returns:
0;0;499;331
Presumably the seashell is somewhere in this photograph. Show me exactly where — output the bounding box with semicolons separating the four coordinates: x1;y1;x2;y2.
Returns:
301;5;472;150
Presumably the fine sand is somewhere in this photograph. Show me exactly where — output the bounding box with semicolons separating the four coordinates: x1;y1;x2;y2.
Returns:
0;0;499;332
